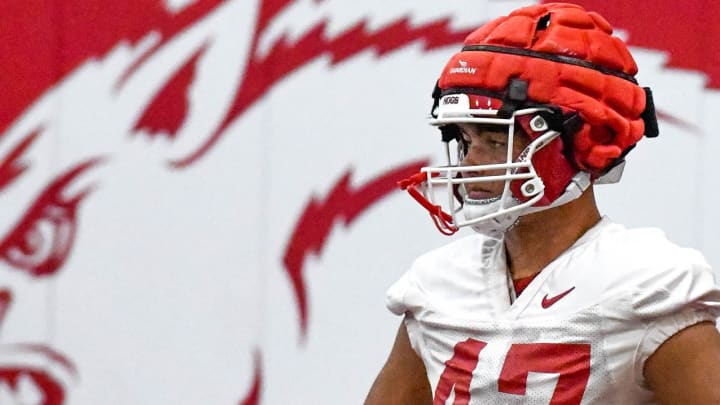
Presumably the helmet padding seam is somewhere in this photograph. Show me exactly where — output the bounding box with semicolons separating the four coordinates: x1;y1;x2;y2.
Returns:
461;44;638;84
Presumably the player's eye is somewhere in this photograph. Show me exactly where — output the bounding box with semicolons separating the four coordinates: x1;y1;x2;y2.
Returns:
484;133;507;149
0;160;100;277
488;139;506;149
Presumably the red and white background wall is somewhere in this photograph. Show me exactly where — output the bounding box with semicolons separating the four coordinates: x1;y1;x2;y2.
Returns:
1;0;718;403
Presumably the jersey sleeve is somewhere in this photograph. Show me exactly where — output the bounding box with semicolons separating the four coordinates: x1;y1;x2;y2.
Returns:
386;255;433;320
631;248;720;385
385;259;431;356
386;269;417;316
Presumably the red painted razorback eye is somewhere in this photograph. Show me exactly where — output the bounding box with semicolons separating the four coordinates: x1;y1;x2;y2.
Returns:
0;159;101;277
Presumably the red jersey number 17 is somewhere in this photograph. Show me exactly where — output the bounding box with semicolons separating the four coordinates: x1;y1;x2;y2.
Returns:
434;339;591;405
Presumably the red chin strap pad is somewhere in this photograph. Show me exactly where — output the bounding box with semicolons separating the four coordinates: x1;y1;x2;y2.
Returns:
511;115;577;206
439;3;648;177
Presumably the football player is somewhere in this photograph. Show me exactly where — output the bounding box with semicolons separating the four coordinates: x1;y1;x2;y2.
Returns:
365;3;720;404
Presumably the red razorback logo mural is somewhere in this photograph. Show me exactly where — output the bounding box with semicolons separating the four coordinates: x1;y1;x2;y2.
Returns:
1;0;717;403
0;0;480;403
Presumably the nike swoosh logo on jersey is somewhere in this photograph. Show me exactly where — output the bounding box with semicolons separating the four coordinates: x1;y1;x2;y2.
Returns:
541;287;576;308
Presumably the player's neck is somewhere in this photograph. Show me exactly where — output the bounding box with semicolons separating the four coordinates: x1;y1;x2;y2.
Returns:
503;187;601;280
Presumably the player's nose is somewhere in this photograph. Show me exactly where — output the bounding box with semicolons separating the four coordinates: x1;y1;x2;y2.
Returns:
460;148;495;176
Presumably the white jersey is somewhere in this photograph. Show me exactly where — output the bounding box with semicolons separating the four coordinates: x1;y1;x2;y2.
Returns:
387;218;720;404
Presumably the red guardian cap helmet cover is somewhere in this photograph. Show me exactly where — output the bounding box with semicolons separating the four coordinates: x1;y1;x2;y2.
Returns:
399;3;658;236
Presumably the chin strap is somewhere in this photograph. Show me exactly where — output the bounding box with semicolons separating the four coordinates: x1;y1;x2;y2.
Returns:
524;171;591;215
398;172;458;236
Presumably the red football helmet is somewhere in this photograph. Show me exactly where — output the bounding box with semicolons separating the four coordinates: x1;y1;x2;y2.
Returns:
400;3;658;237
